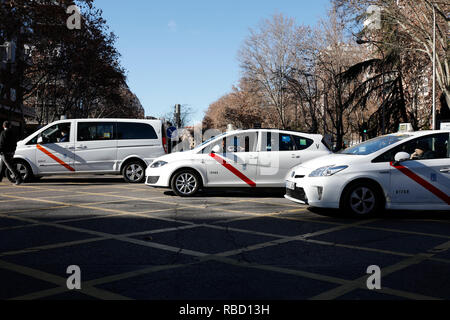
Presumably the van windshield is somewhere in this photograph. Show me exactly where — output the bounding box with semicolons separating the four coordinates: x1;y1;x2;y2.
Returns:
341;134;412;156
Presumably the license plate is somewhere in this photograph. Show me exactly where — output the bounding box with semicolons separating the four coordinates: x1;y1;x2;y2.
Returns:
286;181;296;190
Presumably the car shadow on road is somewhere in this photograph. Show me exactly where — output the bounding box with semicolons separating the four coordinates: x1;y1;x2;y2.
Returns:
29;177;126;185
308;207;450;221
164;188;287;199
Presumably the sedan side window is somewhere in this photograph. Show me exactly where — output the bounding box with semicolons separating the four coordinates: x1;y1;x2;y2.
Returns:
203;133;258;154
293;136;314;151
279;134;296;151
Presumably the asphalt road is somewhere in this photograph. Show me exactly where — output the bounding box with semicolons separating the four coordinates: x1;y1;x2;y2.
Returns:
0;176;449;300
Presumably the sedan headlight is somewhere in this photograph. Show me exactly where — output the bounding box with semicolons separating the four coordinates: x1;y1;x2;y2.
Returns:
150;161;168;168
309;165;348;177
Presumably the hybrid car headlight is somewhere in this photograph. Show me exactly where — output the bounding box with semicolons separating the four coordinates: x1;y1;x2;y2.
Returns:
150;161;168;168
309;165;348;177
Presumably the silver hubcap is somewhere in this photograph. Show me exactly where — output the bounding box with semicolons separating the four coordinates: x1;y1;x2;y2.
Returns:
126;164;144;182
176;173;197;195
8;163;27;179
16;163;27;179
350;187;376;215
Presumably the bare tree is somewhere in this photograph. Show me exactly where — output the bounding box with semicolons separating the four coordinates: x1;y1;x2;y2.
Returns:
238;14;312;129
334;0;450;111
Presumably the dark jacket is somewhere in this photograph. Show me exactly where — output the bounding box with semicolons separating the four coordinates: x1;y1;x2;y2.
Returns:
0;129;17;154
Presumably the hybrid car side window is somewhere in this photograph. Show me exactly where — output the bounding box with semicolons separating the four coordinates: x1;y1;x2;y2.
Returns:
373;133;450;162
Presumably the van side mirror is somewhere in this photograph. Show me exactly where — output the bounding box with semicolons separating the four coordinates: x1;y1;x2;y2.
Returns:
394;152;410;165
37;136;43;144
211;145;221;154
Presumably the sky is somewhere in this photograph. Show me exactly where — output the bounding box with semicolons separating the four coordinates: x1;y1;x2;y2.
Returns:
94;0;331;124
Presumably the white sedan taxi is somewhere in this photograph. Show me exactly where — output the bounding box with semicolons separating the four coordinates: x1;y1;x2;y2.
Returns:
285;130;450;217
146;129;331;196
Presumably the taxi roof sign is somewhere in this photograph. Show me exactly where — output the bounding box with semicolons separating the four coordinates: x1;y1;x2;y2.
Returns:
398;123;414;133
441;122;450;130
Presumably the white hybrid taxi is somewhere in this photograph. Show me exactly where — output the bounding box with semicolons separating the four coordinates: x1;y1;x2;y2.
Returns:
145;129;331;196
285;130;450;216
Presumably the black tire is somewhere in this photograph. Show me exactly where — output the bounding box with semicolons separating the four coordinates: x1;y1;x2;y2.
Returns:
171;169;201;197
341;182;384;218
5;160;34;183
122;160;146;183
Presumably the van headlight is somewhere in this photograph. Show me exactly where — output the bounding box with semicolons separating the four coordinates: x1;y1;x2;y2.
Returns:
150;161;168;168
309;165;348;177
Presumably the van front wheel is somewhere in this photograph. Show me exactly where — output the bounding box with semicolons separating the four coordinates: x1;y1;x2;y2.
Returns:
6;160;33;183
122;161;146;183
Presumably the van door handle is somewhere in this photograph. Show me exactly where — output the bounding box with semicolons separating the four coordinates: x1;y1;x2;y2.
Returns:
440;168;450;174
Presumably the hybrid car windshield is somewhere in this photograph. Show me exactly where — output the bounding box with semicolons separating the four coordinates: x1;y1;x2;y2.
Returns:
341;134;412;156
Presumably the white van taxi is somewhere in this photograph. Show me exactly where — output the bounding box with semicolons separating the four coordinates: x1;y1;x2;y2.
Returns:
285;130;450;217
145;129;331;196
8;119;167;183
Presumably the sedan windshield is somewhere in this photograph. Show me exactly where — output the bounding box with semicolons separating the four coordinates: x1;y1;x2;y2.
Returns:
194;133;227;150
341;134;412;156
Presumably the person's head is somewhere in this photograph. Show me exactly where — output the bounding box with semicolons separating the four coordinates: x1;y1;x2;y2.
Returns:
61;129;67;136
3;121;11;130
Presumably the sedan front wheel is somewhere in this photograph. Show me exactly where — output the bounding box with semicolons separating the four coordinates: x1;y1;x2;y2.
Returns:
171;170;200;197
342;182;383;218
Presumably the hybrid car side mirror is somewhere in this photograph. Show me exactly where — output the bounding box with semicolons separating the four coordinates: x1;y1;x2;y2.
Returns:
211;145;221;154
37;136;43;144
394;152;410;164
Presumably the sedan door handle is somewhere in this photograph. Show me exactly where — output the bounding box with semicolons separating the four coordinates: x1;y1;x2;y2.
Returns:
76;145;87;149
440;168;450;174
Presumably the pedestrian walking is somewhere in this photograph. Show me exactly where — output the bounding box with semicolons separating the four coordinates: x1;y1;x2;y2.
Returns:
0;121;23;185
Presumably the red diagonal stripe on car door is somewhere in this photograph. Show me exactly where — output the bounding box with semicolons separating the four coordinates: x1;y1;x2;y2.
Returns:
37;144;76;172
209;153;256;187
391;162;450;205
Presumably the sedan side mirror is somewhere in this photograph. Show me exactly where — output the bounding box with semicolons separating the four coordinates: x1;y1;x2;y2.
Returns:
394;152;410;164
211;145;221;154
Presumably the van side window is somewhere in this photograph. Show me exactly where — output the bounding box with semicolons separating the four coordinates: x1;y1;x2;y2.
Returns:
78;123;115;142
28;123;71;145
117;123;158;140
